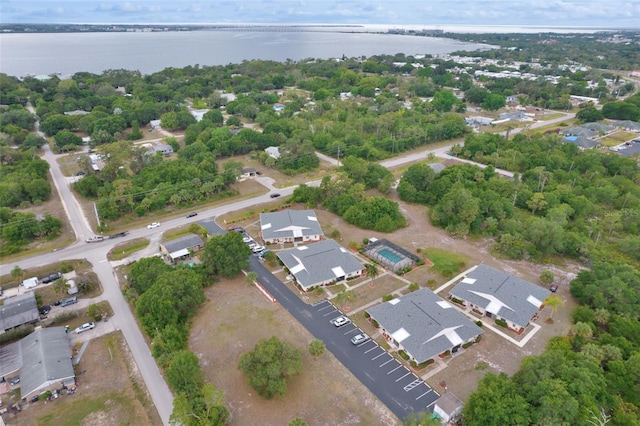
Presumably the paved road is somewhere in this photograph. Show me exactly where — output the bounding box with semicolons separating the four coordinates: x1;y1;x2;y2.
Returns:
247;255;440;419
3;108;578;423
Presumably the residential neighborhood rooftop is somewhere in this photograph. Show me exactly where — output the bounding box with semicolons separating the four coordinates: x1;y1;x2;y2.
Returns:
161;233;204;255
260;209;324;242
0;292;39;332
367;288;483;364
449;264;551;329
277;239;363;290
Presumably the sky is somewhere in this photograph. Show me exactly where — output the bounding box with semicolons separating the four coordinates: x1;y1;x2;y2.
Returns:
1;0;639;29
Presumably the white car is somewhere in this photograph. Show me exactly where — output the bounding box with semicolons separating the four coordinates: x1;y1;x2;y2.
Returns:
330;316;351;327
147;222;161;229
351;333;370;345
251;245;265;253
75;322;95;334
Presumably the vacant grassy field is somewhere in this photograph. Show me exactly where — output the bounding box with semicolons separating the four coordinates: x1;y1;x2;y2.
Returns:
190;276;399;426
598;130;638;147
422;247;469;278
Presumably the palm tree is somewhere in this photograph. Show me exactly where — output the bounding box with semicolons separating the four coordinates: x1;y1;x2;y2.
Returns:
335;289;356;311
245;271;257;285
365;263;379;285
544;294;564;321
11;265;23;282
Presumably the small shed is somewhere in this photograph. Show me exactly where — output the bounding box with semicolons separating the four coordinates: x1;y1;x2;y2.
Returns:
434;392;463;423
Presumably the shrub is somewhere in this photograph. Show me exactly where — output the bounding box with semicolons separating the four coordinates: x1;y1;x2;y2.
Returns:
408;282;419;292
364;311;370;319
462;342;473;349
59;261;73;273
0;324;34;345
475;320;483;327
371;319;379;328
495;318;508;328
362;238;369;245
49;311;78;325
451;297;464;305
382;294;394;302
398;350;410;361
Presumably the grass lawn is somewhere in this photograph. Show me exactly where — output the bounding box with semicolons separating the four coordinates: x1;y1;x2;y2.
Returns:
422;247;468;278
107;238;150;261
597;131;637;147
347;274;408;308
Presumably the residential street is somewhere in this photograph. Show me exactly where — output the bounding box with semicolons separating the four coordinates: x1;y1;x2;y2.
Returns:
1;109;577;424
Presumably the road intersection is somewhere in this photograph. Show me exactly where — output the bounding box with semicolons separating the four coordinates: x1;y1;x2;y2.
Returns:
2;109;575;424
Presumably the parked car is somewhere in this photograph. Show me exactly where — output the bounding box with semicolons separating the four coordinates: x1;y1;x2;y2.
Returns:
0;286;3;296
270;193;281;198
60;296;77;307
351;333;370;345
186;212;198;218
550;284;558;293
38;305;51;315
75;322;95;334
252;245;265;253
228;226;242;231
8;377;20;385
41;272;63;284
147;222;161;229
330;316;351;327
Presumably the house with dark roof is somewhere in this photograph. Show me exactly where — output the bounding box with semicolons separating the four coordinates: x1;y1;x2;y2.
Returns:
260;209;323;244
197;217;226;237
614;120;640;132
367;289;483;364
16;327;75;399
0;292;39;332
449;265;550;331
160;234;205;262
277;239;364;291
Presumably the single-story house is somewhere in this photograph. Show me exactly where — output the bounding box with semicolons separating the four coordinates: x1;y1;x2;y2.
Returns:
560;127;598;139
277;239;364;291
434;392;464;423
614;120;640;132
465;116;494;126
160;234;205;262
367;288;483;364
265;146;281;160
449;264;550;331
0;292;39;332
2;327;76;400
241;167;258;179
563;135;600;150
190;109;209;122
149;119;162;129
428;162;446;174
260;209;324;244
149;143;173;156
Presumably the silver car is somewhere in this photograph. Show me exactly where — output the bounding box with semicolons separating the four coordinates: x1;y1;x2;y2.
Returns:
351;333;369;345
330;316;351;327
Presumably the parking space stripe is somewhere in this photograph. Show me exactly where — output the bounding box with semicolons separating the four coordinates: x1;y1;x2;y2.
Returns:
379;358;394;367
323;310;338;317
372;352;387;360
364;346;379;354
387;365;402;375
426;400;437;409
396;372;411;382
415;389;433;400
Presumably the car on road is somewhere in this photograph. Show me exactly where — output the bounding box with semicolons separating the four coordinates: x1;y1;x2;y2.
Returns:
228;225;243;231
75;322;95;334
186;212;198;218
270;193;281;198
147;222;161;229
351;333;370;345
330;316;351;327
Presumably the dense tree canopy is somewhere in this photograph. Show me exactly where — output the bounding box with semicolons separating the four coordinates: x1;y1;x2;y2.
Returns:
200;231;252;279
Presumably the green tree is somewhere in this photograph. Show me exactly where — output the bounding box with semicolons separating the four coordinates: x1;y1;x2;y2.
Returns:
334;290;356;310
308;339;326;358
288;418;308;426
52;277;70;294
463;373;532;425
166;350;204;397
545;294;564;320
170;384;229;426
540;270;555;285
129;256;173;295
86;303;102;321
482;93;506;111
11;265;22;282
238;336;302;399
245;271;257;285
201;231;252;279
431;90;457;112
403;411;440;426
365;263;380;284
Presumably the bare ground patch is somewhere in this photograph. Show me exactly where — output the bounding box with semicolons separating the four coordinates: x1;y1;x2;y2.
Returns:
190;277;399;426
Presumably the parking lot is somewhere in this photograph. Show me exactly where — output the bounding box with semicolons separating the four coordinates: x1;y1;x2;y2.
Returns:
311;300;439;418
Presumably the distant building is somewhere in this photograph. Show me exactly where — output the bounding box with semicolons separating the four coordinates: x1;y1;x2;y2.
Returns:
160;234;205;262
563;135;600;150
265;146;281;160
0;292;39;332
240;167;258;179
434;392;464;423
190;109;210;122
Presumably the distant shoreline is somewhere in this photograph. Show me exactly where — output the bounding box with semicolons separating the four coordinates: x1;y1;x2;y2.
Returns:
0;22;635;35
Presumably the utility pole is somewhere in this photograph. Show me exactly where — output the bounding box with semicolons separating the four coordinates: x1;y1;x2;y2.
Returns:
336;147;341;166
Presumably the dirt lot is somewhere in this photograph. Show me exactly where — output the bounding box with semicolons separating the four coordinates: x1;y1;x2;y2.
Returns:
190;276;399;426
3;331;160;426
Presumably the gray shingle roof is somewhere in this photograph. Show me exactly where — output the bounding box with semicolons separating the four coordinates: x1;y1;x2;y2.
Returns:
162;234;204;254
560;127;597;138
614;120;640;131
0;341;21;378
450;264;550;329
277;239;363;290
366;289;483;364
428;163;446;173
260;209;324;241
19;327;75;398
0;292;39;331
197;217;226;236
